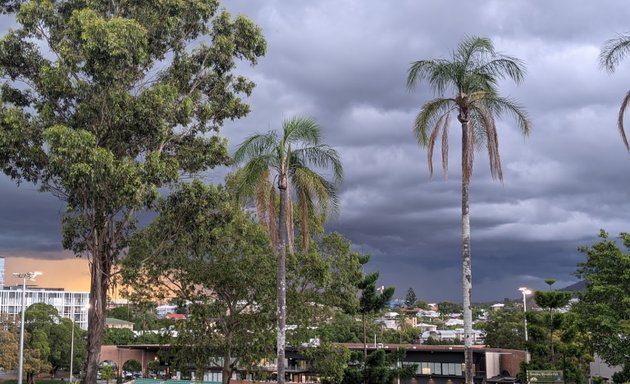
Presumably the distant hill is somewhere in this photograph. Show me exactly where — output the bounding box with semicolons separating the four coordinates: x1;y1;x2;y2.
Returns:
559;280;586;292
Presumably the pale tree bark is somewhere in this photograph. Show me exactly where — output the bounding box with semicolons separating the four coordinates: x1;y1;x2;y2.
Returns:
223;348;232;384
460;116;474;384
83;248;110;384
276;172;288;384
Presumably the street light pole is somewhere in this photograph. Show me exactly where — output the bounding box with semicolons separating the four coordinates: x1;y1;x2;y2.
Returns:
519;287;532;363
70;317;75;383
13;272;42;384
69;304;89;383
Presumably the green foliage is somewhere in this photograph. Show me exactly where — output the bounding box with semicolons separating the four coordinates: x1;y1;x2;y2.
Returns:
317;313;367;343
414;300;429;310
544;279;557;289
534;291;572;310
612;363;630;384
100;365;116;384
357;271;394;357
359;273;394;318
302;342;351;384
480;307;525;349
106;307;132;323
344;349;416;384
233;114;344;383
123;180;277;380
22;303;86;377
524;309;592;383
407;36;531;183
573;231;630;367
0;0;266;379
0;324;19;370
102;328;136;345
233;116;344;252
286;232;367;347
380;326;422;345
404;288;417;308
423;337;463;345
437;301;462;316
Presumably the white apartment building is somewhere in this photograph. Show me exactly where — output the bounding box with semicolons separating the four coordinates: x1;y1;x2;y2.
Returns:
0;257;5;287
0;286;90;330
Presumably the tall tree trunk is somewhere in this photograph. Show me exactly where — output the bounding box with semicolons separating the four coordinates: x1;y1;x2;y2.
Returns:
460;117;474;384
223;348;232;384
276;173;288;384
269;186;278;248
83;249;109;384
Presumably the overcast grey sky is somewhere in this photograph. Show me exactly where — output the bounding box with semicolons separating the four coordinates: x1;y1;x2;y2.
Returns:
2;0;629;302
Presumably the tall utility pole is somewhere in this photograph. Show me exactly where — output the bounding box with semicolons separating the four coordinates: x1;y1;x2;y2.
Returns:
13;272;42;384
519;287;532;363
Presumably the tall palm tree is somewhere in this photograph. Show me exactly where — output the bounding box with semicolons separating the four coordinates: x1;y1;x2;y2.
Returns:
233;116;343;384
600;34;630;150
407;36;531;384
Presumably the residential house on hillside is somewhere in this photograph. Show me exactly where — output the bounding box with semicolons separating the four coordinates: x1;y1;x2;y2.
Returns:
105;317;134;330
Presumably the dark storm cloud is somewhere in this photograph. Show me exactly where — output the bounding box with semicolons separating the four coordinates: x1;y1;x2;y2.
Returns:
2;1;630;301
0;179;64;254
223;0;630;302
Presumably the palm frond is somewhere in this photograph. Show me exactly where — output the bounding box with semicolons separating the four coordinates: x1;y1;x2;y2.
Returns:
407;59;454;95
483;95;532;136
269;184;278;247
282;116;321;146
291;164;339;253
462;118;475;185
477;57;526;84
254;169;273;231
414;98;455;177
617;90;630;150
471;104;502;181
413;98;455;146
233;131;278;165
600;34;630;73
233;156;274;201
441;114;450;177
290;164;339;215
286;184;294;254
456;36;494;68
291;144;343;183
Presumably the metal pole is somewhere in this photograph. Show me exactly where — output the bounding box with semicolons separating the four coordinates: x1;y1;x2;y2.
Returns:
519;287;531;364
70;317;75;383
18;277;26;384
522;291;528;343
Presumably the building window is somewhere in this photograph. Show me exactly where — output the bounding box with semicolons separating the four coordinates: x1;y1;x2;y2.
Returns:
413;362;461;377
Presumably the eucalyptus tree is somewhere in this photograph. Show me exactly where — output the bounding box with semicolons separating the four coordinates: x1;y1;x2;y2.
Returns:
600;34;630;150
0;1;266;382
233;117;343;384
407;36;531;384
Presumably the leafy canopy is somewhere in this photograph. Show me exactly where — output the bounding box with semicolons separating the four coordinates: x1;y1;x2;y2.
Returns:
574;231;630;367
0;1;265;379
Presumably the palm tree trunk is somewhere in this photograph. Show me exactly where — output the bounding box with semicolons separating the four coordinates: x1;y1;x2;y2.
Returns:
461;118;474;384
276;174;288;384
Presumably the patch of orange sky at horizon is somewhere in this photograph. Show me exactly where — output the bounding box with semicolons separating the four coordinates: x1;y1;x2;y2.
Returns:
5;256;91;291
